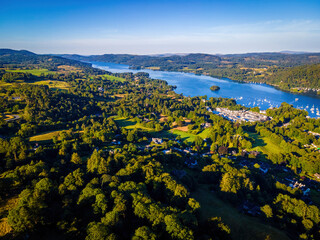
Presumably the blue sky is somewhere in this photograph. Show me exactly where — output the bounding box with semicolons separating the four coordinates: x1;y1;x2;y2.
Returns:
1;0;320;54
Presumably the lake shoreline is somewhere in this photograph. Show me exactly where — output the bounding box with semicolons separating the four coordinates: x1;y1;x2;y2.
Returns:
91;61;320;118
128;65;320;99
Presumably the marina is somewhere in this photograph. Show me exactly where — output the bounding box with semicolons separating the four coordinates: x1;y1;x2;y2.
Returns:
213;108;270;122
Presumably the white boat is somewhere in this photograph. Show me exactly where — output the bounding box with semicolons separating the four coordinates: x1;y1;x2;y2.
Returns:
311;105;315;111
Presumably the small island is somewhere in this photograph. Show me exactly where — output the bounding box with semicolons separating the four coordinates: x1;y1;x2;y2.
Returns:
210;85;220;91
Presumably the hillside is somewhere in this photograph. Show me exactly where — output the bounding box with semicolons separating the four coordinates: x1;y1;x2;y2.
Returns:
62;52;320;95
1;50;320;240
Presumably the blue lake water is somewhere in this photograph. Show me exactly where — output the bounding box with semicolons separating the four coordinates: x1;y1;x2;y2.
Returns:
92;61;320;118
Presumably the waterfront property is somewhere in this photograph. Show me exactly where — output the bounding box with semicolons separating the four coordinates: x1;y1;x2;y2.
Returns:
214;108;270;122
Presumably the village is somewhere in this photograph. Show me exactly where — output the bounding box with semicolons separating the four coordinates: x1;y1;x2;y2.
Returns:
108;135;320;198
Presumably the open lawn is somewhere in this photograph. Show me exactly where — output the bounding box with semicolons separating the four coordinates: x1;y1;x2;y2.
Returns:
249;132;283;155
170;128;211;142
171;129;197;142
5;68;56;76
57;65;81;73
146;66;161;70
29;130;64;142
114;117;154;131
95;74;126;82
114;117;212;142
0;82;13;87
32;80;70;90
192;184;290;240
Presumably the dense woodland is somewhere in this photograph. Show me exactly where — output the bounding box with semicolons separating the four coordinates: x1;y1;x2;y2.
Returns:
63;52;320;95
0;50;320;240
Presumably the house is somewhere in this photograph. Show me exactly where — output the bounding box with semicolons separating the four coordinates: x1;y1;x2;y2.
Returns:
259;167;268;174
33;143;39;151
171;169;186;179
111;139;121;145
184;158;198;168
183;149;191;154
162;149;171;154
98;87;104;92
241;201;261;216
152;138;163;144
249;151;260;157
201;122;212;128
303;188;310;196
314;173;320;180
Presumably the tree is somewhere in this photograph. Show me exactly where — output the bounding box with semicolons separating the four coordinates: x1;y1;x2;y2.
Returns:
8;178;53;233
87;150;108;174
302;219;313;231
194;136;203;152
71;152;82;164
86;222;109;240
164;214;194;240
132;226;157;240
206;217;231;240
261;205;273;218
218;146;228;155
127;131;134;142
220;172;241;194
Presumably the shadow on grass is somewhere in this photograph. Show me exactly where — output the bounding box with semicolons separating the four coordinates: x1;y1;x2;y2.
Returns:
114;118;136;128
151;130;191;142
248;132;267;148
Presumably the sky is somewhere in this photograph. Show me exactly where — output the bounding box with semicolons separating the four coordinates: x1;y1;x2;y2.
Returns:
1;0;320;55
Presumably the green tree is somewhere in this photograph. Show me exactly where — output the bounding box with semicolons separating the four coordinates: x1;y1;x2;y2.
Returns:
261;205;273;218
132;226;157;240
87;150;108;174
71;152;82;164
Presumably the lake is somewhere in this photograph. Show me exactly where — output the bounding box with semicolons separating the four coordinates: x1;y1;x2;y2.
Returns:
92;61;320;118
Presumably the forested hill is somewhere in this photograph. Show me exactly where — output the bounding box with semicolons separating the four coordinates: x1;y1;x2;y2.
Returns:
61;52;320;69
62;52;320;94
0;49;95;72
266;64;320;91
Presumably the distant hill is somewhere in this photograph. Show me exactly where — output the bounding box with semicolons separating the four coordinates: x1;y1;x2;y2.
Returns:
280;50;311;54
61;51;320;69
0;49;93;70
0;49;36;56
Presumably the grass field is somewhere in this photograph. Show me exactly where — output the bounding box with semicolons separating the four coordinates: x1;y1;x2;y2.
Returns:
114;117;154;131
95;74;126;82
249;132;283;155
29;130;64;142
5;68;56;76
146;66;161;70
32;80;70;90
192;185;290;240
114;117;212;142
0;82;13;87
